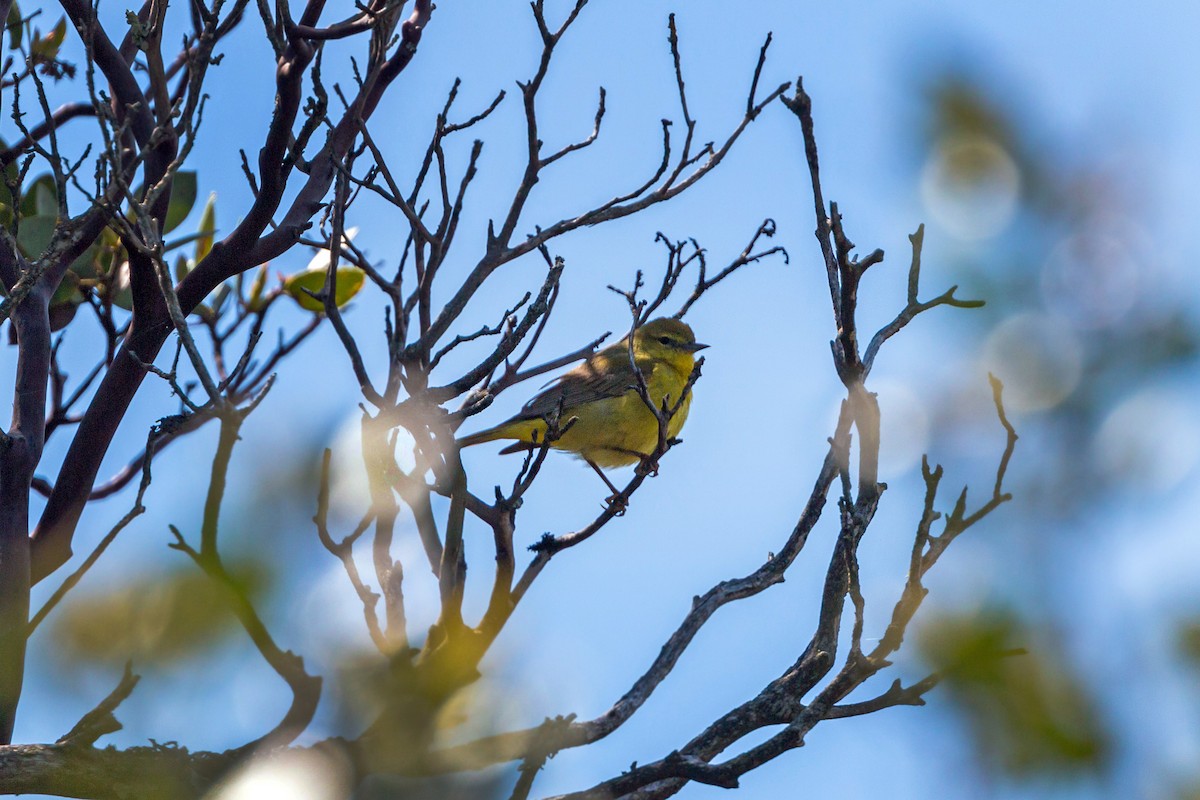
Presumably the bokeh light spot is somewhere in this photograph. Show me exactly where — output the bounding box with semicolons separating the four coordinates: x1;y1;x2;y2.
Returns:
873;379;932;477
1093;388;1200;492
328;411;419;518
981;313;1082;412
920;135;1020;241
1040;227;1141;330
209;749;351;800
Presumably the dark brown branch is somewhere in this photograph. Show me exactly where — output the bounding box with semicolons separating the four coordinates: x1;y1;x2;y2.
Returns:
573;379;1015;800
781;79;840;329
429;294;530;370
27;429;156;634
539;86;605;168
57;664;139;748
433;450;839;773
484;331;609;399
314;449;388;653
409;16;788;358
32;409;213;500
420;256;565;405
0;287;49;743
675;218;788;319
861;224;984;374
0;103;96;169
31;0;434;583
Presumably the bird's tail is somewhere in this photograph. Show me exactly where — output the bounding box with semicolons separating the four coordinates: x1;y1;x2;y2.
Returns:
456;427;504;448
458;420;544;454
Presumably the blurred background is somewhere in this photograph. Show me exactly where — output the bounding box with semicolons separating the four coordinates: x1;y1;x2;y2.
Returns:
9;1;1200;798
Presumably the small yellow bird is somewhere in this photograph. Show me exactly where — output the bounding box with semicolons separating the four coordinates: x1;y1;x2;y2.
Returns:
458;317;707;480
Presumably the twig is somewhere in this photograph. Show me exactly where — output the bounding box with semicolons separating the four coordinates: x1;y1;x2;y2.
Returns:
56;663;140;748
314;448;389;653
861;224;983;374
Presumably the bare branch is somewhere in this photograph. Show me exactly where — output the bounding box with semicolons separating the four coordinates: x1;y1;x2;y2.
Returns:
861;224;984;374
315;449;388;653
56;664;139;748
781;79;840;328
539;86;605;168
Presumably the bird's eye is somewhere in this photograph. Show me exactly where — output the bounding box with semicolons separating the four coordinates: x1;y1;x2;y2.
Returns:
658;336;672;345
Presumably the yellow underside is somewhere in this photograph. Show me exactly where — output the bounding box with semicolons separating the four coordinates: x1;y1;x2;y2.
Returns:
474;371;694;468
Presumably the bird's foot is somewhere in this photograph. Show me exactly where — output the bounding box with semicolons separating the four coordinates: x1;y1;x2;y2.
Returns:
604;493;628;515
635;455;660;477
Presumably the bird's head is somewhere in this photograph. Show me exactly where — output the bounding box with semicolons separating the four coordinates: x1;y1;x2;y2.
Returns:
633;317;709;372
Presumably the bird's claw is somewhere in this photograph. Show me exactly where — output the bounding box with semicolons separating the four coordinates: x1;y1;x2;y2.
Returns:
605;493;628;515
635;456;660;477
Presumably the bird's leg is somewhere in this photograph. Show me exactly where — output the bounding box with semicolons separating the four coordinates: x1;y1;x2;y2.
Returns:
609;447;660;477
585;458;627;513
635;455;660;477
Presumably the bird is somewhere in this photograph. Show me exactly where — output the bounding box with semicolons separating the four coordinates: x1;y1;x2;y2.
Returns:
457;317;707;494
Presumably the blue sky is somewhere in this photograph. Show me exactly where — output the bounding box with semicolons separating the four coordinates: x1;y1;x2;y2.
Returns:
10;2;1200;799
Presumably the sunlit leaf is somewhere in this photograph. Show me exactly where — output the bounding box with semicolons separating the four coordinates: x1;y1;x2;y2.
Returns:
284;267;365;313
191;281;231;323
94;225;122;275
194;192;216;263
162;170;198;234
303;227;359;273
918;608;1110;778
246;264;269;312
29;16;66;60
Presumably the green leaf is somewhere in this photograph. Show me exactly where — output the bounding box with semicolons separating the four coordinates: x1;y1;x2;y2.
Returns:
284;266;365;312
29;16;66;60
69;239;101;279
35;184;56;217
5;2;20;51
16;214;56;257
19;173;57;219
162;171;197;234
194;192;216;263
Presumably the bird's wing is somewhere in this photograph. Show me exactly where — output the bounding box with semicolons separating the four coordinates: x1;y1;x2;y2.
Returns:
513;356;646;421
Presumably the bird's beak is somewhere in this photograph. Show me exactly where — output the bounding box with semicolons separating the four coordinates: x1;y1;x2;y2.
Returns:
684;342;709;352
